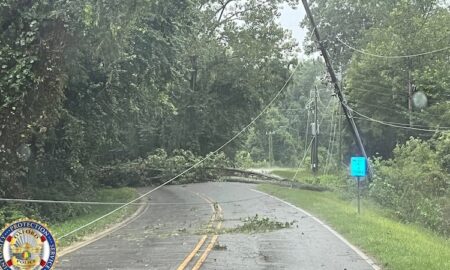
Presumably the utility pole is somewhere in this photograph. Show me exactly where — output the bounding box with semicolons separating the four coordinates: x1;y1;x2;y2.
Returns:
311;86;319;174
338;64;343;167
338;105;343;166
269;132;273;168
304;89;312;153
266;131;275;168
301;0;372;178
407;57;413;127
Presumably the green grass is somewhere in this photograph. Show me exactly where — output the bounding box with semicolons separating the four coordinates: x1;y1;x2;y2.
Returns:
271;168;349;190
51;187;139;247
258;184;450;270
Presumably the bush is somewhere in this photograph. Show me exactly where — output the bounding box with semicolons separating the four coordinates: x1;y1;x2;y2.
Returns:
0;206;26;228
370;137;449;235
234;151;254;168
436;132;450;174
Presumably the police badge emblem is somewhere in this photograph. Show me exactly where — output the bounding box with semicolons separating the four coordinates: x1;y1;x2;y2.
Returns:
0;220;57;270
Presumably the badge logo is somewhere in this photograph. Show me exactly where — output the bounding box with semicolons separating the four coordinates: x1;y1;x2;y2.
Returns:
0;220;57;270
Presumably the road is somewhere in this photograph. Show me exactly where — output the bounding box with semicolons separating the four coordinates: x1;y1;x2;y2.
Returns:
58;182;378;270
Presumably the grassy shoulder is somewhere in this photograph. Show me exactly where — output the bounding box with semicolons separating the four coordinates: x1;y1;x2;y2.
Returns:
51;187;139;247
271;168;344;183
258;184;450;270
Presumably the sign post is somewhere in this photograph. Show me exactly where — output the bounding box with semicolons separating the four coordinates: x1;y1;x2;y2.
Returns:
350;157;367;214
357;176;361;214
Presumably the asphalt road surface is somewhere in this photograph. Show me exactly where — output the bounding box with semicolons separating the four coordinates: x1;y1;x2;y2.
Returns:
58;182;378;270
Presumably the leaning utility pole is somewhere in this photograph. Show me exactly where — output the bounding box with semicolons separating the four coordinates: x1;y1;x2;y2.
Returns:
311;86;319;173
301;0;372;178
338;64;343;167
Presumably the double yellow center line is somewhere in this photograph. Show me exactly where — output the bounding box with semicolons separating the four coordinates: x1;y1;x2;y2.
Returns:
176;194;223;270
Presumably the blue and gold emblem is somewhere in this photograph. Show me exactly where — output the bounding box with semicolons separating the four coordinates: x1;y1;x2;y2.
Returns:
0;220;57;270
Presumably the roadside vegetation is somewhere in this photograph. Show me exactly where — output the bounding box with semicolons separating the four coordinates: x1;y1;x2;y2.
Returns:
270;134;450;236
53;187;138;247
258;184;450;270
271;168;347;190
0;187;138;247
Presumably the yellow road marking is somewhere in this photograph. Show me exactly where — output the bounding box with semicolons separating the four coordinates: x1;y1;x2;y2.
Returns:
191;235;219;270
176;235;208;270
176;192;221;270
191;195;223;270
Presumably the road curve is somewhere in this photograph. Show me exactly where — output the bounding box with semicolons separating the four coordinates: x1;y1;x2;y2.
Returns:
58;182;378;270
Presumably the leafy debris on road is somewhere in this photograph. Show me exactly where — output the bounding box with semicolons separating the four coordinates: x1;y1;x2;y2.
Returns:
213;242;228;250
196;214;296;235
227;214;296;234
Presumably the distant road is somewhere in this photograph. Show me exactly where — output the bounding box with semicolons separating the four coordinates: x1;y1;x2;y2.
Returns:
58;182;377;270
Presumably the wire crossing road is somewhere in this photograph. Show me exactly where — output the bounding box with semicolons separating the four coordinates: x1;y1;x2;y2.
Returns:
58;182;377;270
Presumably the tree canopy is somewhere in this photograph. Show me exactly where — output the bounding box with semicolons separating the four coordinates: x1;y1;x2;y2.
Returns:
0;0;298;222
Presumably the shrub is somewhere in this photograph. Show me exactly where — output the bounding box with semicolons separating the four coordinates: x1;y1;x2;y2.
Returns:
0;206;26;228
370;137;449;235
234;150;254;168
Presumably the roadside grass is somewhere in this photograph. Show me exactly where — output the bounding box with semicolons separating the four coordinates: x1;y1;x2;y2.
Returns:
258;184;450;270
51;187;139;247
271;168;349;190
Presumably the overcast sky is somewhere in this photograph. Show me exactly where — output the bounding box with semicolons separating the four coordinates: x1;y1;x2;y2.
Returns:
278;4;308;57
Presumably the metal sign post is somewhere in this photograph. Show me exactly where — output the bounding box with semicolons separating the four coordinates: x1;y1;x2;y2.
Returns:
350;157;367;214
357;176;361;214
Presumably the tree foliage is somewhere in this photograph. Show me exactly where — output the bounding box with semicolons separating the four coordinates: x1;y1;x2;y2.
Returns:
344;1;450;157
0;0;297;223
371;135;449;234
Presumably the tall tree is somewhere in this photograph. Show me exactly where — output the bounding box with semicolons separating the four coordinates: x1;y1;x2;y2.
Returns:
345;2;450;157
301;0;440;65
